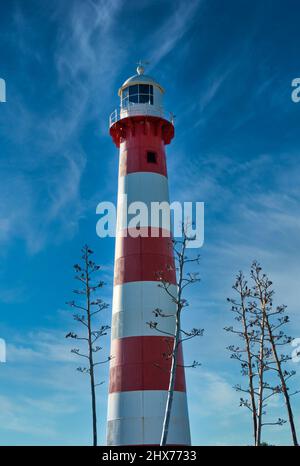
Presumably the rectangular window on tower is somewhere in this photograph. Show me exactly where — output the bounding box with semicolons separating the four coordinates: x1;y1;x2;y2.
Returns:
147;151;157;164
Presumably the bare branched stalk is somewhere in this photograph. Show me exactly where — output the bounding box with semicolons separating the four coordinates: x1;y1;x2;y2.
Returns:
225;273;258;444
255;308;266;446
267;326;298;446
251;262;299;446
160;310;181;446
66;245;110;446
148;224;203;446
226;262;295;445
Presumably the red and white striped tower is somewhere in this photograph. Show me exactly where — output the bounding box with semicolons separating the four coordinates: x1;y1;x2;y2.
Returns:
107;65;191;446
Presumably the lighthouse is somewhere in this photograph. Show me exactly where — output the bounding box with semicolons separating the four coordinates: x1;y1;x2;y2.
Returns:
107;64;191;446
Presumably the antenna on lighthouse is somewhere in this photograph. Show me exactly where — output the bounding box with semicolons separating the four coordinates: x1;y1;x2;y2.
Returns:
136;59;149;75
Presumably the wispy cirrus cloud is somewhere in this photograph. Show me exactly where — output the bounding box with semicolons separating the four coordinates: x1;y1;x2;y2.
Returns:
0;0;126;253
0;284;27;304
0;326;109;444
0;0;205;254
0;395;58;438
147;0;203;68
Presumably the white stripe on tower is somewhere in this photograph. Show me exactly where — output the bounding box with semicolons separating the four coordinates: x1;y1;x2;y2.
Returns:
111;281;176;339
107;391;190;446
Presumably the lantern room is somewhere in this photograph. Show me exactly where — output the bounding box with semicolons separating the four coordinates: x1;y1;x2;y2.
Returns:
110;64;172;126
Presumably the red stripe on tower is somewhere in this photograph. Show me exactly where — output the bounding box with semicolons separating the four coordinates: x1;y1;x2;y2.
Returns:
114;228;176;285
109;336;186;393
106;64;191;446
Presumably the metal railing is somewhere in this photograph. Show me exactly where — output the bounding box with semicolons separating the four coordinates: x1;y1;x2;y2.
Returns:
109;103;174;127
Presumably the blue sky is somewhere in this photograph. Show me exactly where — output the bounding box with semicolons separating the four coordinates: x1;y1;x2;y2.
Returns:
0;0;300;445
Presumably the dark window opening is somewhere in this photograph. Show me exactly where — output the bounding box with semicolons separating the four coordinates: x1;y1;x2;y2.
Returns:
147;151;157;164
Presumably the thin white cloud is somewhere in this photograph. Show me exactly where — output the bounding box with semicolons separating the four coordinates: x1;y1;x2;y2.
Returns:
0;395;57;437
0;325;110;443
0;0;126;253
147;0;203;68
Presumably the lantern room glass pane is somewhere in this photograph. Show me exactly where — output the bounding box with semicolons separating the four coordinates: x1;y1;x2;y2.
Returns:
122;97;128;107
139;84;150;94
125;84;154;105
129;94;139;103
139;94;150;103
129;85;138;95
